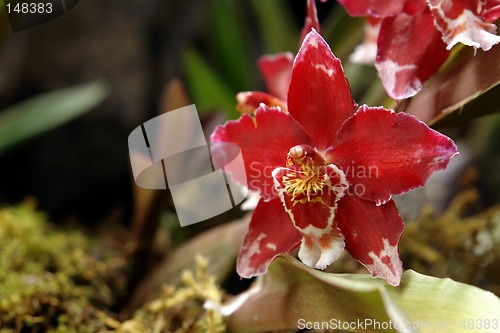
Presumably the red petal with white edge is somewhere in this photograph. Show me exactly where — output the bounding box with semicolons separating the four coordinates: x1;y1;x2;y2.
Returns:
336;195;404;286
211;105;313;200
375;10;450;99
237;198;301;278
236;91;287;114
257;53;294;101
327;106;458;206
338;0;424;18
300;0;321;45
281;195;346;269
428;0;500;51
288;30;356;151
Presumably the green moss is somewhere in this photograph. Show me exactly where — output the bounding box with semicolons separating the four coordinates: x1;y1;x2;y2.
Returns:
0;204;227;332
0;201;127;332
401;189;500;294
113;255;226;333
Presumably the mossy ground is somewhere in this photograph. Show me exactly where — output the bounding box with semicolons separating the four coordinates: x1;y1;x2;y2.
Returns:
401;189;500;295
0;202;225;332
0;200;127;332
1;190;499;332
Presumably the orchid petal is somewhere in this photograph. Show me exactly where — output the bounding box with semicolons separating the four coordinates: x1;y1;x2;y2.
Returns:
236;198;302;278
484;1;500;21
338;0;423;18
288;30;356;150
327;106;458;206
211;105;313;200
337;195;404;286
257;53;294;101
428;0;500;51
375;10;450;99
236;91;287;114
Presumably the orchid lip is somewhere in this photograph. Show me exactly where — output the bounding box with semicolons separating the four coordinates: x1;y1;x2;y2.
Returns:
272;144;350;270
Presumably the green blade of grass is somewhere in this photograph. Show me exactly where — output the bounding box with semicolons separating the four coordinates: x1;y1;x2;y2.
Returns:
209;0;254;91
0;79;110;155
250;0;298;53
183;48;237;117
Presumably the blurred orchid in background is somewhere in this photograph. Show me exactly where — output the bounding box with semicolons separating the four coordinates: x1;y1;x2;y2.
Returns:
339;0;500;99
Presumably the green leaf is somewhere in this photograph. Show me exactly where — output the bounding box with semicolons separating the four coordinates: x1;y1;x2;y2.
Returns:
0;79;110;155
228;256;500;333
402;44;500;128
209;0;253;91
183;48;237;117
343;62;379;103
250;0;298;54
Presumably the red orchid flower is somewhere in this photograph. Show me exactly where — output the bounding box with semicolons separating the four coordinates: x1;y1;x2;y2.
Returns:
211;30;458;286
339;0;500;99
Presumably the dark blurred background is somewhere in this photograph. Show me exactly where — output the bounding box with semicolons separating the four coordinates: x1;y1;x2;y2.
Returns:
0;0;337;225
